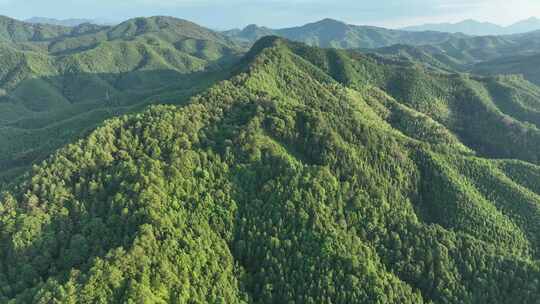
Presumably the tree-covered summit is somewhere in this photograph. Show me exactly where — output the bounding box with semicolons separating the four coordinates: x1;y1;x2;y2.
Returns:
0;15;244;180
1;36;540;303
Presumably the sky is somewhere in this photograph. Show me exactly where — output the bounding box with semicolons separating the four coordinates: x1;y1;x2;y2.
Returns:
2;0;540;29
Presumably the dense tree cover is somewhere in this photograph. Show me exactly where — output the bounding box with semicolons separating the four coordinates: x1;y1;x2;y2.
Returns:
3;14;540;183
0;16;74;43
1;37;540;303
0;16;243;180
283;41;540;165
401;18;540;36
369;32;540;85
224;18;540;87
473;53;540;86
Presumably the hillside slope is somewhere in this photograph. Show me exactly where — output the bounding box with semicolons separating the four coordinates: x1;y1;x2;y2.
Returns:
0;16;241;113
3;15;540;183
1;37;540;303
0;16;73;43
226;19;540;87
368;32;540;85
472;53;540;85
25;17;103;27
0;16;243;179
285;41;540;163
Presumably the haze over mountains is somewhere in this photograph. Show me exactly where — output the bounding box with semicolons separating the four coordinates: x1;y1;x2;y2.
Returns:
25;17;117;27
403;17;540;36
27;15;540;37
1;12;540;303
223;18;466;48
1;13;540;178
368;30;540;85
25;17;95;27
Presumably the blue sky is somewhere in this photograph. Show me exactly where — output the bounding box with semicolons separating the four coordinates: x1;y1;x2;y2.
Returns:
3;0;539;29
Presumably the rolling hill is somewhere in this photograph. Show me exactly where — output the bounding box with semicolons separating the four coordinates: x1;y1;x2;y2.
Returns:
403;19;505;36
1;35;540;303
0;15;74;43
403;17;540;36
2;13;540;303
25;17;115;27
225;18;540;87
25;17;95;27
0;15;244;179
368;31;540;85
224;18;466;48
472;53;540;85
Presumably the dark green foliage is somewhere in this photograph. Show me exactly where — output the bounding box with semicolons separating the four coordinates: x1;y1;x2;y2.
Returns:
281;40;540;165
1;36;540;303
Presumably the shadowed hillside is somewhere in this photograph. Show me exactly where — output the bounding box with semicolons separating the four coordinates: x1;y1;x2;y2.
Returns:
473;53;540;85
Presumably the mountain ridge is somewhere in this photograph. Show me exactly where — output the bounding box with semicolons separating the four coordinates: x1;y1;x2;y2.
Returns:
25;17;99;27
224;18;467;48
0;15;244;179
403;17;540;35
2;35;540;303
25;17;117;27
367;31;540;85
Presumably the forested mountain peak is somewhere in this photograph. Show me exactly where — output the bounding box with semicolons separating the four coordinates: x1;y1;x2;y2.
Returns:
0;16;244;180
242;24;273;35
300;18;349;29
106;16;234;44
244;24;261;31
2;34;540;303
2;9;540;302
25;17;95;27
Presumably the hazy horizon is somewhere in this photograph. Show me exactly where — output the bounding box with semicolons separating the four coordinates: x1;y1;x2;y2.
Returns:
2;0;539;30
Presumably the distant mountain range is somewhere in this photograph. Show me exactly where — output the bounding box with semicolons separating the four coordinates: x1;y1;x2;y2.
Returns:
224;18;466;49
25;16;540;37
368;30;540;85
402;17;540;36
25;16;116;26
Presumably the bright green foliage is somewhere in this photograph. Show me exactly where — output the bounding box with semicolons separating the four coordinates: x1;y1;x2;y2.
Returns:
283;42;540;164
2;36;540;303
0;16;72;43
0;16;243;180
473;53;540;86
224;18;464;49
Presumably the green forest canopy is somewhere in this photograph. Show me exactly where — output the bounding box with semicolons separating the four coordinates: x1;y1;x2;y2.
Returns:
1;36;540;303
